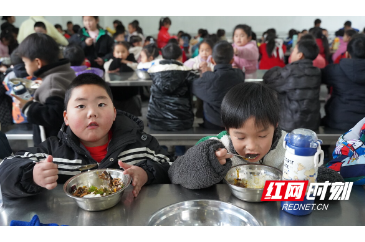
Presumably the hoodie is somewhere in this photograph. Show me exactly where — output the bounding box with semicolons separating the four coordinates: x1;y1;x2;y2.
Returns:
232;41;259;74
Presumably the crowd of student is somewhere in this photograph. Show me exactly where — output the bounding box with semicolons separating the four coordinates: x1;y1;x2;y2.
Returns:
1;16;365;201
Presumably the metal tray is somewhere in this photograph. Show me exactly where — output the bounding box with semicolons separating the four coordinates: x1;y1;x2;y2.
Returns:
147;199;261;226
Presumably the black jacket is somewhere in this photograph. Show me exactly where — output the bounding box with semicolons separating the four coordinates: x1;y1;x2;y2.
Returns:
322;58;365;130
192;64;245;127
109;54;136;73
78;28;114;69
147;60;199;131
263;59;321;132
0;111;171;198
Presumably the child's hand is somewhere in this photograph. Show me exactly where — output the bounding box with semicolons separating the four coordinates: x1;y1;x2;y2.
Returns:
85;38;93;46
11;94;33;109
33;155;58;190
215;148;233;165
108;68;120;73
199;62;211;73
94;57;104;66
118;161;148;197
0;65;7;73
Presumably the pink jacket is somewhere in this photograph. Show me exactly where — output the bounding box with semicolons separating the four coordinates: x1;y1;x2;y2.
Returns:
232;41;259;74
0;40;9;57
332;37;347;62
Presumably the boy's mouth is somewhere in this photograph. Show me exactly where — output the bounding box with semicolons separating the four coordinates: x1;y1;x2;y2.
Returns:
87;122;99;129
245;153;259;160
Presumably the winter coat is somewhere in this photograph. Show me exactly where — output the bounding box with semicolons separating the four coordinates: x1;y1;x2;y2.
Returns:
22;59;76;145
157;26;171;49
147;60;199;131
263;59;321;132
192;64;245;127
259;40;287;70
0;131;12;160
168;129;286;189
322;59;365;130
78;28;114;69
0;111;171;198
232;41;259;74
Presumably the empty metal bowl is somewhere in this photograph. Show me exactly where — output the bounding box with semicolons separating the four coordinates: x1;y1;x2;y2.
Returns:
135;69;151;80
147;200;261;226
224;164;282;202
63;169;132;211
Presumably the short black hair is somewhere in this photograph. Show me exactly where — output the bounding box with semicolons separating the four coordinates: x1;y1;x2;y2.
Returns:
347;34;365;59
168;38;178;45
233;24;252;38
54;24;62;30
212;41;233;64
296;35;319;60
113;32;124;39
142;43;159;60
345;29;357;38
113;41;130;51
113;20;122;25
73;24;81;34
314;19;321;25
10;47;23;65
345;21;352;27
64;73;113;110
221;82;280;130
18;33;59;64
217;29;225;38
34;21;46;30
129;35;142;46
162;43;182;60
115;24;126;34
63;45;85;66
67;21;72;25
145;36;156;44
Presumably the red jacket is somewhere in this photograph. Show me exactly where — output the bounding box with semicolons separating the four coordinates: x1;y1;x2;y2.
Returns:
259;43;286;69
334;52;346;64
316;38;328;66
157;26;171;49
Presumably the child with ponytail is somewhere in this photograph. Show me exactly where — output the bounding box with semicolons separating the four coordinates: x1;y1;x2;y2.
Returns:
157;17;171;49
259;28;286;69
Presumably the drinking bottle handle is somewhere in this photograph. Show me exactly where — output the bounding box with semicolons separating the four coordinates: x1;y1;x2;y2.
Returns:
313;146;324;168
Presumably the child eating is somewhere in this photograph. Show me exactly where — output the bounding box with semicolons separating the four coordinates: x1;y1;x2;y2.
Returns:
184;38;215;71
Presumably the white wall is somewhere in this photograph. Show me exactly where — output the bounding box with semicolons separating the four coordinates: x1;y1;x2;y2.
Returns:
10;16;365;37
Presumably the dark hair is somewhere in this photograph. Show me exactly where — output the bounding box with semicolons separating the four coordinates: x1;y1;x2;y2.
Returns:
0;28;14;42
212;41;233;64
344;21;352;27
113;41;130;51
10;47;23;65
221;82;280;130
129;20;143;35
217;29;226;38
347;34;365;59
207;34;219;45
73;24;81;34
288;29;298;39
200;29;209;38
67;21;72;25
34;21;47;30
17;33;59;64
115;24;126;34
162;43;182;60
159;17;171;30
168;38;178;45
233;24;252;38
113;20;122;26
314;19;321;25
129;35;142;46
82;16;100;29
54;24;62;31
64;73;113;110
263;29;277;57
2;16;11;21
113;32;124;39
251;31;257;41
63;45;85;66
177;31;184;38
199;38;214;51
142;44;159;60
145;36;156;44
310;27;329;61
301;29;308;33
345;29;357;38
296;35;319;60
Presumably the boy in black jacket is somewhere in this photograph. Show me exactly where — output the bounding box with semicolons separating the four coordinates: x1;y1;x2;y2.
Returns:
263;35;321;132
0;74;171;198
192;41;245;129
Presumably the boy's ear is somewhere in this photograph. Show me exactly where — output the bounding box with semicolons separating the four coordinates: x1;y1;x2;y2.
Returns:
298;52;304;60
35;58;46;69
346;51;351;59
229;58;234;64
211;58;216;65
63;111;69;126
113;107;117;121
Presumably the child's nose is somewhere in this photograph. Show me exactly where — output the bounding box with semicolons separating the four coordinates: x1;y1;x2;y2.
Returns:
87;108;98;118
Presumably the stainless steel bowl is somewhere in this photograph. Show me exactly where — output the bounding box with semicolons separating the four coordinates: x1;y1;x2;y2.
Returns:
224;164;282;202
135;69;151;80
147;200;261;226
63;169;132;211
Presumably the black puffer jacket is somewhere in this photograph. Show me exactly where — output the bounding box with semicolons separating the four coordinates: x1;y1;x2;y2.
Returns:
147;60;199;131
322;58;365;130
263;59;321;132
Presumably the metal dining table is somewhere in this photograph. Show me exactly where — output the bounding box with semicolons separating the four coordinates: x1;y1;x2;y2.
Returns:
1;184;364;226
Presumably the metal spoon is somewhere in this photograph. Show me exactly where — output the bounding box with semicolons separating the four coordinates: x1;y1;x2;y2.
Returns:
33;161;98;171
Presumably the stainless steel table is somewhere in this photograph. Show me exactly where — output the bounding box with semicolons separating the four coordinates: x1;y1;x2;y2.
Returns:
1;184;364;226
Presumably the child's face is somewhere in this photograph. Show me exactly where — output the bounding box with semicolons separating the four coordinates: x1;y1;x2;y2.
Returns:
22;57;41;76
143;40;150;46
229;117;276;163
140;51;153;63
178;38;184;47
128;24;135;34
114;34;125;42
64;84;116;147
1;38;10;46
83;16;98;31
343;34;350;42
199;43;212;61
113;45;129;60
133;41;142;47
289;45;304;63
67;23;73;31
56;28;63;34
234;29;251;46
34;27;47;34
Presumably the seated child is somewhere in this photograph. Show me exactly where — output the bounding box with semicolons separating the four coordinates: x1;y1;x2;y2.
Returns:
63;45;104;77
147;43;199;131
0;28;13;57
184;38;214;71
168;38;187;63
129;35;143;62
217;29;227;41
144;36;156;46
263;36;321;132
168;82;287;189
113;32;125;43
137;44;161;71
322;34;365;131
34;21;47;34
310;27;329;66
232;24;259;74
192;41;245;129
12;33;76;145
333;29;357;63
259;29;286;69
104;41;137;73
0;73;171;198
327;117;365;185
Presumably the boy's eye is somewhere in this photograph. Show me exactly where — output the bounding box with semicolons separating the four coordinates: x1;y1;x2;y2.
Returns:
76;105;85;109
98;103;106;107
259;135;267;138
237;137;245;140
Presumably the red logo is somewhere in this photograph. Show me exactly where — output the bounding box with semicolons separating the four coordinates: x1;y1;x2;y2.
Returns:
261;181;308;201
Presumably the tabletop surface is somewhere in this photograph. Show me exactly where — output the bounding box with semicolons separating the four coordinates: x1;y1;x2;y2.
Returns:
1;184;364;226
